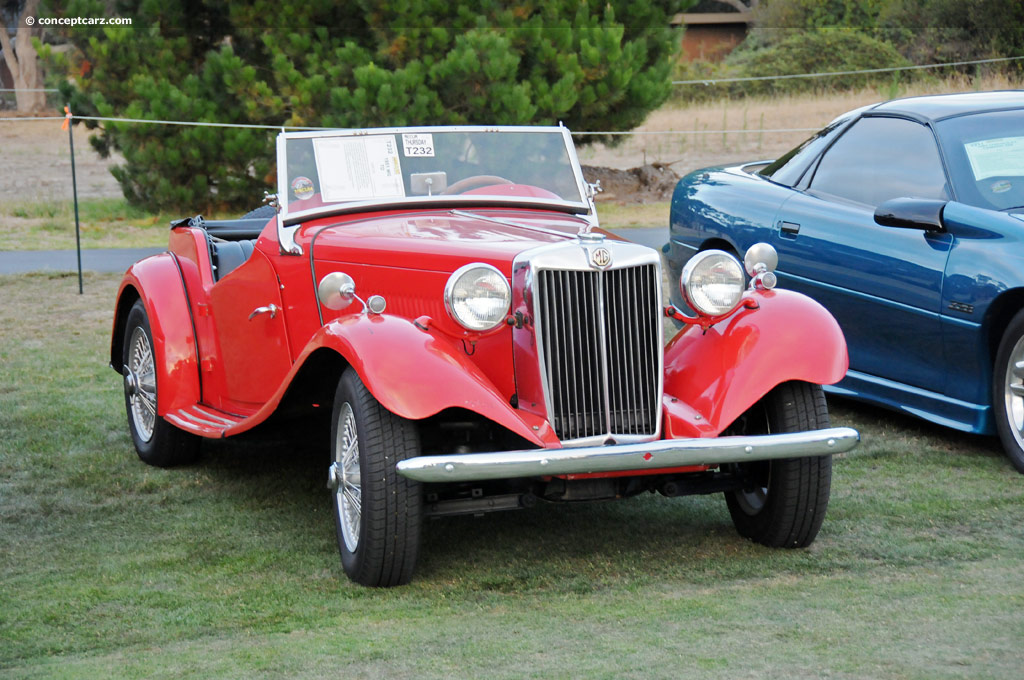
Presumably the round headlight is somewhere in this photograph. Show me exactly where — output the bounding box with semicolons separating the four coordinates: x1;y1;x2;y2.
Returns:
444;263;511;331
680;250;745;317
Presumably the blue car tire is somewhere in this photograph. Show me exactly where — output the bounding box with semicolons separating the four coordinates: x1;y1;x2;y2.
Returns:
992;309;1024;474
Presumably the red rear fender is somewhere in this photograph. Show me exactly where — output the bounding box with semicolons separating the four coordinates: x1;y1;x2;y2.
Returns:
111;254;200;414
663;288;848;436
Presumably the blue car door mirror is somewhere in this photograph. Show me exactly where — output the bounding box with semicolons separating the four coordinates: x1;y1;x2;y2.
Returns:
874;197;948;232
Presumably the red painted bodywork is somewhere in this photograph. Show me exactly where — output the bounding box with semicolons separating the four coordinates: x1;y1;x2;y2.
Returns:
295;315;559;447
662;288;849;437
111;204;848;461
114;254;200;414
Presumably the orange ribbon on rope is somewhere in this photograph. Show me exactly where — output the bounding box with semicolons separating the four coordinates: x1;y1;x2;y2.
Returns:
61;105;72;131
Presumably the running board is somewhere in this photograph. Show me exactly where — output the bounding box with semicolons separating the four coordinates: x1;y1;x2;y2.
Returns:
164;404;247;436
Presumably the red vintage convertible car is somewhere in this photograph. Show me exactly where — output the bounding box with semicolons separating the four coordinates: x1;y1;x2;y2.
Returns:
111;126;858;587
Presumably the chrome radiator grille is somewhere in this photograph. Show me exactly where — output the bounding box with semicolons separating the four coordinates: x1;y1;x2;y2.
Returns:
535;264;661;441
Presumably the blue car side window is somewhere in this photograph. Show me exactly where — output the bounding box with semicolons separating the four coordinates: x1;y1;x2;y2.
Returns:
808;117;949;207
759;117;852;187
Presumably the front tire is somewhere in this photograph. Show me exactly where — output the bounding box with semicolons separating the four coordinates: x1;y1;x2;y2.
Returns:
992;309;1024;474
122;300;200;467
724;381;832;548
329;367;423;587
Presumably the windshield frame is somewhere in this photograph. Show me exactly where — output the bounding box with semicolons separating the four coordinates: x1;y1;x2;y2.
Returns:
274;125;594;255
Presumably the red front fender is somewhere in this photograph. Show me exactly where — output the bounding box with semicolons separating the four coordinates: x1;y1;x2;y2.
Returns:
301;314;557;449
111;253;200;415
663;288;848;437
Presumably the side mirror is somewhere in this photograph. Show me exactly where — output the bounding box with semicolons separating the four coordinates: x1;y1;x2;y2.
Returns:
318;272;357;310
874;197;947;232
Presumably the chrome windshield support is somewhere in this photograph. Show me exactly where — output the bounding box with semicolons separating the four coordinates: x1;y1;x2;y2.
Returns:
396;427;860;483
275;133;302;256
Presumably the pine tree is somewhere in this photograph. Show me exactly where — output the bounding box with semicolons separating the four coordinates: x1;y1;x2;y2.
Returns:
46;0;690;212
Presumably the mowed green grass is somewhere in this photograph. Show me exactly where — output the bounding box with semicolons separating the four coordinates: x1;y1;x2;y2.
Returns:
0;198;666;253
0;199;188;251
1;272;1023;679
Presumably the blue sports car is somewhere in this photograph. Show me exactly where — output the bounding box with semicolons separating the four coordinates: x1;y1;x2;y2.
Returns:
665;91;1024;473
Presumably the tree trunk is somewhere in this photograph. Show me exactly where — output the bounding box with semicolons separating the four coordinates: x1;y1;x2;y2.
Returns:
0;0;46;113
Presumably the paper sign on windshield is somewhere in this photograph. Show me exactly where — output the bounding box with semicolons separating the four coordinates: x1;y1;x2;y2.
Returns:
964;136;1024;181
313;136;406;202
402;133;435;158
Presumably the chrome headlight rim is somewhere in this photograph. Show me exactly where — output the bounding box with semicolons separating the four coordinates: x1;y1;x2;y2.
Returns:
680;250;745;318
444;262;512;332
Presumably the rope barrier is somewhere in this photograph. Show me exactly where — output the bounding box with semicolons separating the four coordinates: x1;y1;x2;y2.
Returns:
673;55;1024;85
0;114;819;136
573;128;818;136
1;55;1020;95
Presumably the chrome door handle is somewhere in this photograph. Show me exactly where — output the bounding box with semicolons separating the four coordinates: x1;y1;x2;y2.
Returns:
248;304;279;320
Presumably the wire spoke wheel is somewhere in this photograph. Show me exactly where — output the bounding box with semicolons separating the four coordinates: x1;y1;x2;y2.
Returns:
121;300;199;467
126;326;157;442
333;402;362;553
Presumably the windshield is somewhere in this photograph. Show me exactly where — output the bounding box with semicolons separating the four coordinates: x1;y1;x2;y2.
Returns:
278;127;587;220
936;109;1024;211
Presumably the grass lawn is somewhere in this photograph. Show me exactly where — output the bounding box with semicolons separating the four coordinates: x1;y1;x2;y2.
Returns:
0;199;186;251
0;198;667;253
1;271;1022;679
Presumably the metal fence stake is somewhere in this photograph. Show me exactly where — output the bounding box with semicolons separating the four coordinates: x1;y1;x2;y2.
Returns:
64;105;83;294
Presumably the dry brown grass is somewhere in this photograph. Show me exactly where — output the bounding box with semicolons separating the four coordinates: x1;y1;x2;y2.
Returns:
578;73;1024;175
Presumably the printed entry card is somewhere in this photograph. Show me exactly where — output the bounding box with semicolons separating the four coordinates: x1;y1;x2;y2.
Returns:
964;136;1024;181
314;136;406;202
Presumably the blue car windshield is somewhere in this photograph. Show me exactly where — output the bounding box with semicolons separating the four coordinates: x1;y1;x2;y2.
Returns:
936;109;1024;211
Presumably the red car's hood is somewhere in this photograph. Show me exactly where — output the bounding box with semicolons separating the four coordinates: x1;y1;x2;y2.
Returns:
302;208;617;273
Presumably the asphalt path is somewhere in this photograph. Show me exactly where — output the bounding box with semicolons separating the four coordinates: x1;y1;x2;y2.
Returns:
0;227;667;275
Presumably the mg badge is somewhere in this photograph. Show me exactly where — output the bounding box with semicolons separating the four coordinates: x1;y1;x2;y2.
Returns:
590;247;612;269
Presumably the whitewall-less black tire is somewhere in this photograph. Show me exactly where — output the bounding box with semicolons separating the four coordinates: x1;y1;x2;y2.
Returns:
724;381;832;548
329;367;423;587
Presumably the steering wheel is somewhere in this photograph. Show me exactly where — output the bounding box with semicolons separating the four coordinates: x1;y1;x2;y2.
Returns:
441;175;514;195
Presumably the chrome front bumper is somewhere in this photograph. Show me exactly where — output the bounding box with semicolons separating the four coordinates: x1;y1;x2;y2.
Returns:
396;427;859;483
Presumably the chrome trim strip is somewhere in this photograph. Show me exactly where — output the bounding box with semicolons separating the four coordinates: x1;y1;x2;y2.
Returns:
397;427;860;483
284;124;572;140
190;406;242;426
283;196;591;227
596;267;613;435
449;209;589;240
175;408;237;428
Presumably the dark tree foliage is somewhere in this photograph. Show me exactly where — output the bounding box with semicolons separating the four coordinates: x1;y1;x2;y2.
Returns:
753;0;1024;66
46;0;691;212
